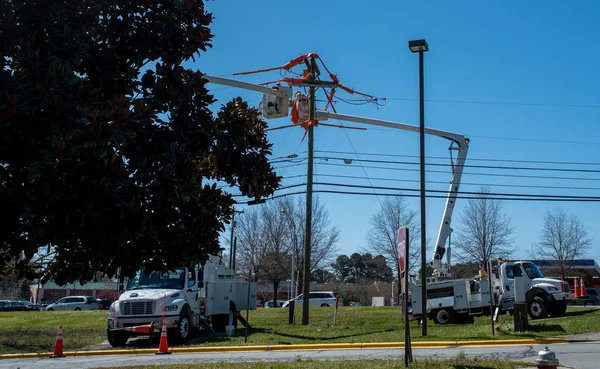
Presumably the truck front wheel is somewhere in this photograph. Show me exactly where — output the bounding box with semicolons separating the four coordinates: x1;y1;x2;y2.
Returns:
107;329;129;347
528;296;548;320
169;310;192;343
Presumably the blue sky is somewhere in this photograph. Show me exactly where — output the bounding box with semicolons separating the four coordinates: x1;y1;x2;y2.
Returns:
197;1;600;263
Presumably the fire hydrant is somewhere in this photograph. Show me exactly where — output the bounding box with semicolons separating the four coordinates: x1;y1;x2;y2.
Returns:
535;346;559;368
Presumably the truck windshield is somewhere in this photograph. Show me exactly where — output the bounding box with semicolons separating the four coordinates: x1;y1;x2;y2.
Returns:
127;268;186;290
522;262;544;279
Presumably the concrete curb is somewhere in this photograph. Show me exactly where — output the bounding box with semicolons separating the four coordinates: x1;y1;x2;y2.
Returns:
0;338;568;359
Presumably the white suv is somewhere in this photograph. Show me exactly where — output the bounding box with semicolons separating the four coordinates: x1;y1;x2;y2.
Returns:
282;291;342;308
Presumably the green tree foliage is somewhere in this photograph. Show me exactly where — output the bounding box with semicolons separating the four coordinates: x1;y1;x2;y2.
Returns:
451;262;480;279
331;252;393;283
0;1;279;284
312;268;335;284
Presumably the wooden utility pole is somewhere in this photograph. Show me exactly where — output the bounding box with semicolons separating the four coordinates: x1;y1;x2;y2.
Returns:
302;58;317;325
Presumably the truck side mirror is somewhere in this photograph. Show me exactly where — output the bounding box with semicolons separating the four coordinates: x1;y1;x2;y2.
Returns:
119;283;124;292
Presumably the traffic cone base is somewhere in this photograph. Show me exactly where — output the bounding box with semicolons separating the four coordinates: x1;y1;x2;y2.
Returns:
156;320;171;355
50;325;66;358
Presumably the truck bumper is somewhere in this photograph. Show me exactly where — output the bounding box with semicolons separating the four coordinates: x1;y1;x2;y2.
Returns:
107;315;179;333
549;292;569;302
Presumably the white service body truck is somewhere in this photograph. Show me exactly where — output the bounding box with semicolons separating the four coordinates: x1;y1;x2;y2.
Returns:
411;260;570;324
107;262;256;346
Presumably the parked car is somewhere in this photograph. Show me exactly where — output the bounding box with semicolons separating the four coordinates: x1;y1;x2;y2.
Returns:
349;301;362;307
568;288;600;306
282;291;342;308
0;300;12;311
97;299;112;310
0;300;40;311
264;300;285;308
45;296;100;311
582;288;600;306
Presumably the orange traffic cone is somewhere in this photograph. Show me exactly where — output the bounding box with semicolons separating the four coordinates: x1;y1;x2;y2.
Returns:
50;325;66;358
156;320;170;355
124;322;154;335
574;278;580;297
580;277;587;296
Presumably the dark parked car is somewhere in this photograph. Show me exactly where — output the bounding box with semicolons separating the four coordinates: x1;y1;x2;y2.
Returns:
98;299;112;310
582;288;600;306
0;300;40;311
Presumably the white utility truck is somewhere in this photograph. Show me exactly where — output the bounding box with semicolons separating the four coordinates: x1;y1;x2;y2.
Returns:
107;261;256;346
411;259;570;324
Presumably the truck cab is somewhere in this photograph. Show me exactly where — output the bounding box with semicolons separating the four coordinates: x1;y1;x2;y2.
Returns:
496;261;569;319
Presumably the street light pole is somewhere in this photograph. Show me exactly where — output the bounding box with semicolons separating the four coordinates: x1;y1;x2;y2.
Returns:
409;39;429;337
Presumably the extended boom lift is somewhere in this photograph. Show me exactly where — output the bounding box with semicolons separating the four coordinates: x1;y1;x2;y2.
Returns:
204;57;469;279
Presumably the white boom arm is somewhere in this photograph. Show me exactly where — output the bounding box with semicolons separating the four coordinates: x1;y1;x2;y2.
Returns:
204;75;469;274
203;75;292;99
320;111;469;274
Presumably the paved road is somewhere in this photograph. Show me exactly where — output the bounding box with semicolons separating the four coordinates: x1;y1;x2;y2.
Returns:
0;341;596;369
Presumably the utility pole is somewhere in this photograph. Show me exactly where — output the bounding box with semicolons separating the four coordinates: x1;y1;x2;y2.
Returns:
229;208;244;269
302;57;317;325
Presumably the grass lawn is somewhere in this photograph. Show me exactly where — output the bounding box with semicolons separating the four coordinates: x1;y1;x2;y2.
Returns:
94;358;533;369
0;305;597;354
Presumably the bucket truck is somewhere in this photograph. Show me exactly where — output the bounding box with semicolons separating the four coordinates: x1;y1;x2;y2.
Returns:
107;260;256;346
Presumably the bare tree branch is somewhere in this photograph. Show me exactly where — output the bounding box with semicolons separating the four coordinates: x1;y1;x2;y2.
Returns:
532;208;592;277
366;196;420;275
453;187;516;267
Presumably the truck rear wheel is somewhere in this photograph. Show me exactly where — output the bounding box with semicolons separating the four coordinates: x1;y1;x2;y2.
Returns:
433;308;456;324
107;329;129;347
212;313;227;332
528;296;548;320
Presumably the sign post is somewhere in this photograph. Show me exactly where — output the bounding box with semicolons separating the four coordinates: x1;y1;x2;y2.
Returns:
397;226;412;366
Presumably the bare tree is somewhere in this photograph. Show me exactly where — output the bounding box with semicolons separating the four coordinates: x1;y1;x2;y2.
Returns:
235;196;339;300
453;187;516;268
280;196;340;292
367;196;421;275
532;208;592;278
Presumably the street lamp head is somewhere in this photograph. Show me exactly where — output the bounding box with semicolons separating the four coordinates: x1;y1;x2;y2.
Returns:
408;39;429;53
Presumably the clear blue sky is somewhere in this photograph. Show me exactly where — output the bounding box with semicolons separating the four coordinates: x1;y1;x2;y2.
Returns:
197;1;600;263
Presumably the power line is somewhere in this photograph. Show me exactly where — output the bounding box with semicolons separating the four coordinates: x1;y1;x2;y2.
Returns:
235;189;600;204
315;156;600;174
314;150;600;167
315;162;600;182
380;96;600;110
229;181;600;202
312;182;600;200
308;173;600;191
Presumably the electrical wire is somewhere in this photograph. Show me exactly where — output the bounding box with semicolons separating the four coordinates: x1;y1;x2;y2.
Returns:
314;150;600;167
314;156;600;174
310;173;600;191
316;162;600;182
235;189;600;204
381;96;600;109
312;182;600;200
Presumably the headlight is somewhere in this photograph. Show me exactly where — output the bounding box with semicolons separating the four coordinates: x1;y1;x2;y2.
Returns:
164;304;179;312
547;286;559;292
108;302;116;314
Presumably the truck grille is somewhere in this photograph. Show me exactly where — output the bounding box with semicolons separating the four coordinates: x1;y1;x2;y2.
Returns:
122;301;153;315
